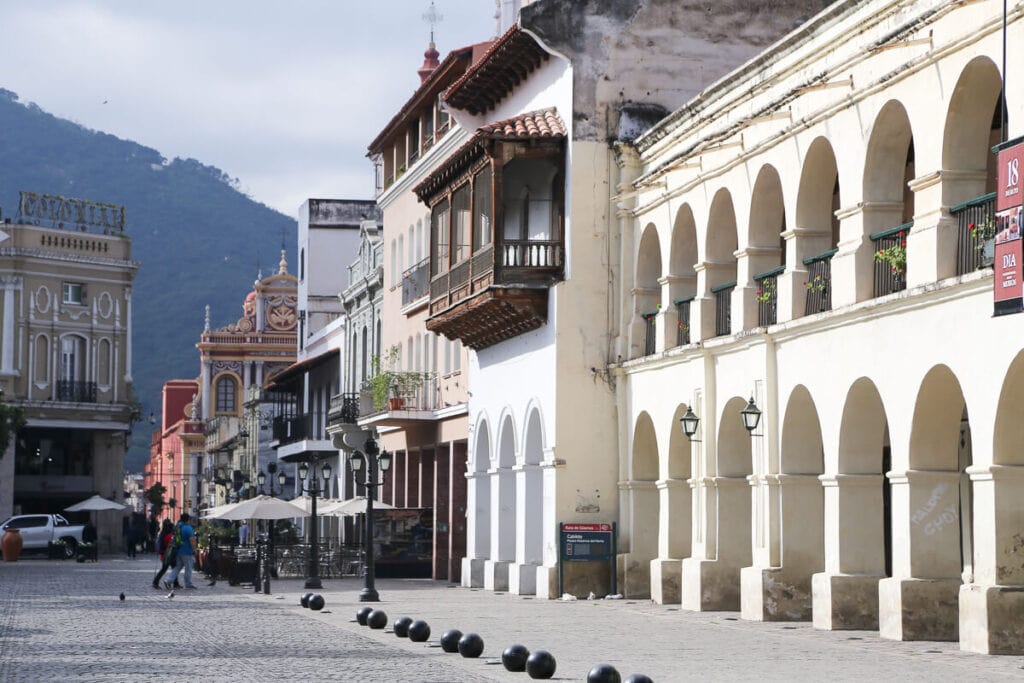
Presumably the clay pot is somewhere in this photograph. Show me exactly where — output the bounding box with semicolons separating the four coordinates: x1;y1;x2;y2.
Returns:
2;528;23;562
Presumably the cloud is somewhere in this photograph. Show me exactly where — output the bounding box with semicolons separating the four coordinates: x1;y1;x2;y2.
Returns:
0;0;496;213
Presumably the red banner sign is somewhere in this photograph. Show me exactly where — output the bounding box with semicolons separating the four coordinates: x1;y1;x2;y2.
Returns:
995;141;1024;315
560;523;611;532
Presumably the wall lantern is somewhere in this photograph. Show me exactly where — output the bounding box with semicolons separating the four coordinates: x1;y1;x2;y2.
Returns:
741;396;762;434
679;406;700;440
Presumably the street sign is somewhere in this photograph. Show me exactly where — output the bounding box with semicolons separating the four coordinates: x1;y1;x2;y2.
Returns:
558;522;616;597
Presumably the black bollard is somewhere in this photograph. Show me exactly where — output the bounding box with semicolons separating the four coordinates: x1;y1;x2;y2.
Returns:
394;616;413;638
300;592;314;608
458;632;485;658
525;650;557;679
408;620;431;642
439;629;463;653
356;606;374;625
367;609;388;629
588;664;622;683
308;594;325;611
623;676;654;683
501;644;530;672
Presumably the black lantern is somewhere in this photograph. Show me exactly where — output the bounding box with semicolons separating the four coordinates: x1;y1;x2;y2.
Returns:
679;406;700;439
348;433;391;603
741;396;762;434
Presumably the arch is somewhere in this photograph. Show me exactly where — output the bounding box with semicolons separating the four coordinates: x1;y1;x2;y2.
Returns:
670;204;698;282
667;404;693;481
213;372;240;414
994;349;1024;466
631;412;659;481
706;188;739;276
796;136;841;242
634;223;663;356
33;333;49;384
471;415;492;564
474;415;492;472
905;365;971;584
747;164;786;254
779;385;825;583
780;385;824;475
493;412;517;563
521;401;545;466
715;395;754;570
834;377;892;578
625;411;659;596
941;56;1003;204
497;411;517;468
636;223;662;294
97;337;112;386
863;100;915;229
522;407;545;566
718;396;753;478
664;404;693;560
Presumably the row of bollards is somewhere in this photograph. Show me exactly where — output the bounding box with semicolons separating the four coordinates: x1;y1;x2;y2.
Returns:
298;593;652;680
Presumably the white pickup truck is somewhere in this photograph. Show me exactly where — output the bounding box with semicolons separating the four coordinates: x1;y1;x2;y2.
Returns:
0;514;86;558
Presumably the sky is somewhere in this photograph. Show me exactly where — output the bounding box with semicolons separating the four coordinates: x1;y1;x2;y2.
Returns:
0;0;498;216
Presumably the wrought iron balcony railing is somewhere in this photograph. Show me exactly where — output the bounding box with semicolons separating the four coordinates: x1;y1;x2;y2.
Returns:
642;312;657;356
328;393;360;425
56;380;96;403
754;265;784;328
674;296;692;347
871;222;911;298
951;192;996;275
712;281;736;337
803;249;835;316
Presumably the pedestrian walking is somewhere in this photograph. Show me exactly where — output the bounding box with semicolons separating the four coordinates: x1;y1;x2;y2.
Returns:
164;513;197;590
238;521;250;546
152;519;180;589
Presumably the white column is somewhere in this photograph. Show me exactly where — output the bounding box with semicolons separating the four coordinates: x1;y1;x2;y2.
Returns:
123;287;133;382
0;277;19;375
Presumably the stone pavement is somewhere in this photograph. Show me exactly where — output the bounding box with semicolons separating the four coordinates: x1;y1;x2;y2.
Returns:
1;557;1023;682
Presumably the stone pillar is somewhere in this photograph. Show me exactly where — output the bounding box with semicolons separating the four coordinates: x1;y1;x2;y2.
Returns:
878;469;962;641
448;441;467;584
393;450;407;507
462;469;490;588
0;277;20;376
613;145;641;360
510;462;543;595
813;473;886;630
959;464;1024;654
650;477;690;604
618;479;657;599
906;171;958;287
743;474;822;621
735;247;778;331
681;475;749;611
200;361;211;420
484;465;515;591
830;204;898;307
535;454;561;600
123;287;133;383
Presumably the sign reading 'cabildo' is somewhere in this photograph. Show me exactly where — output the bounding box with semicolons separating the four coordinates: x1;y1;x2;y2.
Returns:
560;523;615;561
18;191;126;233
994;139;1024;316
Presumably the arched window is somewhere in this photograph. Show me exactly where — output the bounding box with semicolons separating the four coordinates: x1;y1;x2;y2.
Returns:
215;375;238;413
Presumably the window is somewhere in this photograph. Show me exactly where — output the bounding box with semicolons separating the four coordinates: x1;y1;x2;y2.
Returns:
6;516;48;529
453;340;462;372
62;282;83;305
452;184;471;264
473;167;493;250
300;248;305;280
431;199;450;275
215;376;238;413
60;336;85;382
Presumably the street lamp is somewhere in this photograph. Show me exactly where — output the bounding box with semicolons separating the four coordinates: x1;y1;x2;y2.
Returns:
741;396;762;434
297;458;332;589
679;406;701;440
348;434;392;602
253;463;289;595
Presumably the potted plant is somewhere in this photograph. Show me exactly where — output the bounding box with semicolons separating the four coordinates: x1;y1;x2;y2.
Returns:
873;231;907;275
968;218;998;267
367;345;434;411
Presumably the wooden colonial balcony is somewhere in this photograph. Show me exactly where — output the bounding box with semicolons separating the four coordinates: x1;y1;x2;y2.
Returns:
426;239;564;349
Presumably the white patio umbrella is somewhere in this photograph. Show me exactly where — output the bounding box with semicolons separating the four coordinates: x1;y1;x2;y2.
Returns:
292;496;344;514
212;495;309;521
201;501;242;519
329;496;397;517
64;494;127;512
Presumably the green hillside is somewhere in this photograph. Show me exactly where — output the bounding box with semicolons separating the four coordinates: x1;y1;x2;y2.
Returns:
0;89;296;471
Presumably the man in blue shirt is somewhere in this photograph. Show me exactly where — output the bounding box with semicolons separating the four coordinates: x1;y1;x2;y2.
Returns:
164;513;197;590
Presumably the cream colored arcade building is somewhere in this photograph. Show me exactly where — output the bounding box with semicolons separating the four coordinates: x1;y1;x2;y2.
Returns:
614;0;1024;655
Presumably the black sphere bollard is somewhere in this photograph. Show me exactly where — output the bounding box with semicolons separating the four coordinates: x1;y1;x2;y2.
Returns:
501;644;530;672
300;592;314;608
367;609;388;629
394;616;413;638
457;632;485;658
408;620;431;642
439;629;463;653
588;664;622;683
525;650;557;679
356;606;374;625
623;676;654;683
308;594;325;611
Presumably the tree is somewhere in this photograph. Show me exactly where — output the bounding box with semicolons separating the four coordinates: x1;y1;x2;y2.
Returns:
145;483;167;517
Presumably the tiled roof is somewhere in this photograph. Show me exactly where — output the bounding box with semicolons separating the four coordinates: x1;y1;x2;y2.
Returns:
413;108;566;204
444;26;549;115
478;108;566;140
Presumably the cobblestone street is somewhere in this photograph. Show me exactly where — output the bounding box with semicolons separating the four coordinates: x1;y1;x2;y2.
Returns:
1;557;1023;682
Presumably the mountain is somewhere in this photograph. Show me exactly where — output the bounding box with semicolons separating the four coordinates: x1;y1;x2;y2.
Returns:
0;89;296;470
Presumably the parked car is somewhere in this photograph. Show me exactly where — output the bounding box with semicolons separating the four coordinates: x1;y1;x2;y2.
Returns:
0;514;86;558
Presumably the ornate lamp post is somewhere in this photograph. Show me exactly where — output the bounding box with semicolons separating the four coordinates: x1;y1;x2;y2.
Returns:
297;459;332;589
254;463;288;594
348;435;392;602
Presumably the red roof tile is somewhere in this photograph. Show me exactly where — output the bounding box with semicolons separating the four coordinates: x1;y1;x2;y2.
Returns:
478;108;566;140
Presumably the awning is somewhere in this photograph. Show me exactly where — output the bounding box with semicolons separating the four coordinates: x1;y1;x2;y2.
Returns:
266;348;339;388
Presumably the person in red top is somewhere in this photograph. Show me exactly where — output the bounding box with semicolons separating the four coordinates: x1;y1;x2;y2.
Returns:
151;519;180;589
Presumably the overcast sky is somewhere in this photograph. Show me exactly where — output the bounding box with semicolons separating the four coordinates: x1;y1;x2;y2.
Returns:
0;1;497;215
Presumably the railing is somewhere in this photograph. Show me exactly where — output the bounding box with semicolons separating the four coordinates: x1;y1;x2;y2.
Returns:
271;414;323;444
951;192;996;275
674;297;693;347
430;271;449;301
712;281;736;337
642;312;657;356
401;257;430;306
56;380;96;403
328;393;360;425
871;221;911;298
754;265;784;328
803;249;836;315
449;259;470;291
501;239;563;268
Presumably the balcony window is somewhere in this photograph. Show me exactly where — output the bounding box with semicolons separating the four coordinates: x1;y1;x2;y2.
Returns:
216;376;238;414
474;166;493;249
62;282;84;305
431;199;449;277
452;184;471;265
